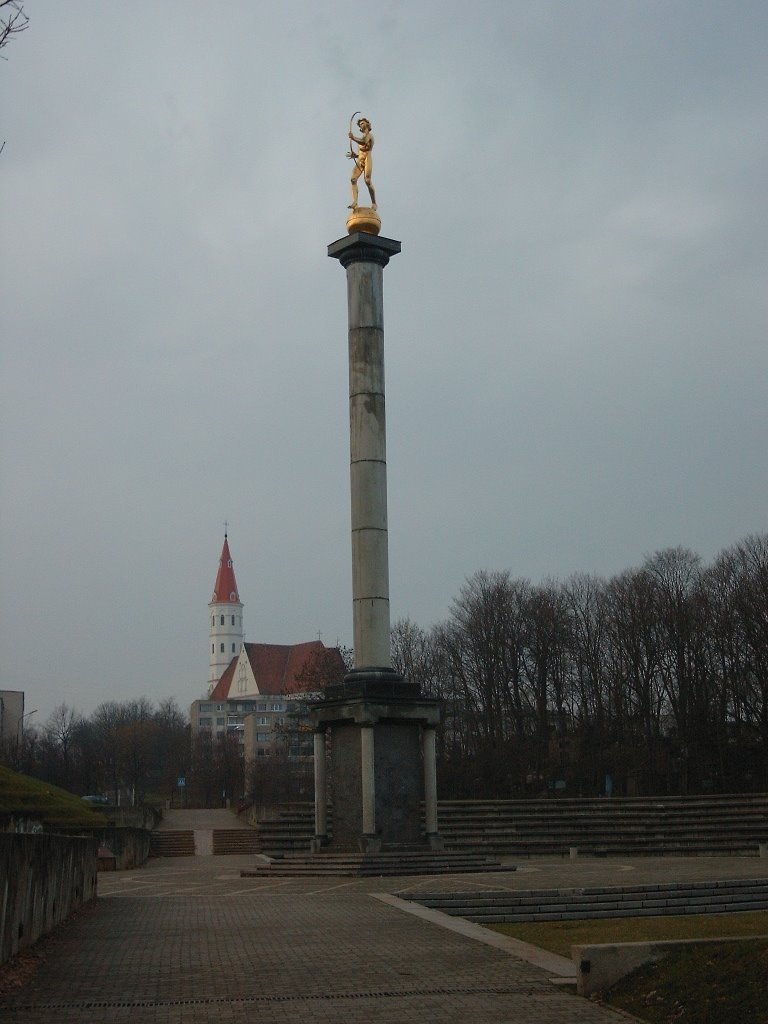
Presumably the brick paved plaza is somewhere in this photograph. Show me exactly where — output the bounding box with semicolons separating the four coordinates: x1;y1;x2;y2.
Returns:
4;852;767;1023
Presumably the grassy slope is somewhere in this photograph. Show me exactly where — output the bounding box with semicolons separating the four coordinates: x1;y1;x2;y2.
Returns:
0;766;108;829
605;938;768;1024
489;914;768;1023
488;911;768;957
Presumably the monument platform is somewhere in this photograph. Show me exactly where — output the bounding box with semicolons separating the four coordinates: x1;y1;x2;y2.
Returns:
241;849;512;877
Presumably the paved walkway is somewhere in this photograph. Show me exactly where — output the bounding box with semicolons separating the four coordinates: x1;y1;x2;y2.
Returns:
4;855;767;1023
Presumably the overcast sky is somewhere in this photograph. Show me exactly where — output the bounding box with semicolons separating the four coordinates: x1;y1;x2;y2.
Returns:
2;1;766;725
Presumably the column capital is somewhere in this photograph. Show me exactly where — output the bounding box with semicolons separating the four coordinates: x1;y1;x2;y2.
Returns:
328;232;401;269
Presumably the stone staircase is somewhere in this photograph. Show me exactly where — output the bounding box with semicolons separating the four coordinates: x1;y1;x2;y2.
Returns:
211;829;262;855
241;850;511;878
249;794;768;858
252;804;317;853
149;830;195;857
402;877;768;922
437;794;768;857
149;828;260;857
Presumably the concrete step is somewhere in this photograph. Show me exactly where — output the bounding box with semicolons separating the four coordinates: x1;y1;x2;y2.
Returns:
149;830;195;857
241;850;511;878
404;877;768;922
247;795;768;858
212;829;261;855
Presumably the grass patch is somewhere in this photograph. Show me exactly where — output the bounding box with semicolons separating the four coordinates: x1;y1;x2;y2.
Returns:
0;766;108;829
487;911;768;957
604;938;768;1023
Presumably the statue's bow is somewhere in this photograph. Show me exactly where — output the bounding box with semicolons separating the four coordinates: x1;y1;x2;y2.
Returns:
348;110;362;169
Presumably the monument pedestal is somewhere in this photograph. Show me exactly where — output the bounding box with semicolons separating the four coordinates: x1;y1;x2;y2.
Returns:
311;680;443;852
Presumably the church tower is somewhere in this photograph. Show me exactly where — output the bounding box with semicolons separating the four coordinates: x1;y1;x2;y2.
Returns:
208;532;244;694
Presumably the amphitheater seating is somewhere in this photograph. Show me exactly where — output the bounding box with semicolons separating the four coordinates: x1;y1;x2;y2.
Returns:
402;877;768;922
249;794;768;858
436;794;768;857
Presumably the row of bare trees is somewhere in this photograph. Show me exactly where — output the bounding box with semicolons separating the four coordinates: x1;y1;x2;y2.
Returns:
393;535;768;798
9;698;190;805
5;535;764;805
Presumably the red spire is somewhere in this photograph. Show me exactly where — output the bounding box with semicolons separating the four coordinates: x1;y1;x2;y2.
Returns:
211;534;240;604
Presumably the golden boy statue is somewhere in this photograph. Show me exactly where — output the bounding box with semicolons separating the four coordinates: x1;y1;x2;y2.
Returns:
348;116;376;211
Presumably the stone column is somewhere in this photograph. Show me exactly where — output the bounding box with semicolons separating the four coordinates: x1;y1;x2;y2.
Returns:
422;725;443;848
328;233;401;676
312;729;328;846
360;723;379;849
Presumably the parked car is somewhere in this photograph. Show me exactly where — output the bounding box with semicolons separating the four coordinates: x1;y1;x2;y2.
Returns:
81;794;110;805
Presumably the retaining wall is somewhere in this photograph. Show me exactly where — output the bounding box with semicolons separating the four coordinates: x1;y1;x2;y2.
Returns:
574;934;768;996
73;826;151;870
0;833;98;965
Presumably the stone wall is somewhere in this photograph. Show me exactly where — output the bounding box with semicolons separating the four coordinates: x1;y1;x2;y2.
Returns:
0;833;98;965
87;826;151;869
108;805;162;831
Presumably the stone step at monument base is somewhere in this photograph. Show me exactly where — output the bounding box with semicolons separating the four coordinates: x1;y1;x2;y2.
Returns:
403;877;768;922
241;849;512;877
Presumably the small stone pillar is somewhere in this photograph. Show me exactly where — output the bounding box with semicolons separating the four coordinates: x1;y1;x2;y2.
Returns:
312;728;328;848
360;723;379;850
422;725;443;849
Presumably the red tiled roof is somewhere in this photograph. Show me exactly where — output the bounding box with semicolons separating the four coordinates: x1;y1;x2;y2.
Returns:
211;535;240;604
209;657;238;700
210;641;345;699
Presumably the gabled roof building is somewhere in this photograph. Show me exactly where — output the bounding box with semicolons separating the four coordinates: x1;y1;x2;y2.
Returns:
192;535;345;760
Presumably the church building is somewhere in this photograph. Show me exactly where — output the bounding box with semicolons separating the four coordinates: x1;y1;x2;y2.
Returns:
190;534;345;760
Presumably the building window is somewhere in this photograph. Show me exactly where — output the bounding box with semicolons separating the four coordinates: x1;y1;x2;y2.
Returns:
211;644;215;654
216;717;224;726
199;718;211;727
270;703;283;712
220;615;225;625
211;616;215;627
257;732;270;742
231;615;235;625
200;704;212;712
257;716;268;726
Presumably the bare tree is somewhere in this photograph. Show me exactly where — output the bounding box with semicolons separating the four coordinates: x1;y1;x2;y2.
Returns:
0;1;27;54
42;703;82;788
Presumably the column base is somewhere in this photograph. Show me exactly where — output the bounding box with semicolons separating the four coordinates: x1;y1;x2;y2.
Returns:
325;668;421;701
358;834;382;854
426;832;445;851
310;835;329;853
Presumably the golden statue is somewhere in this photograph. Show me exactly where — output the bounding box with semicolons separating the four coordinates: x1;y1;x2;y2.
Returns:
346;113;381;235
